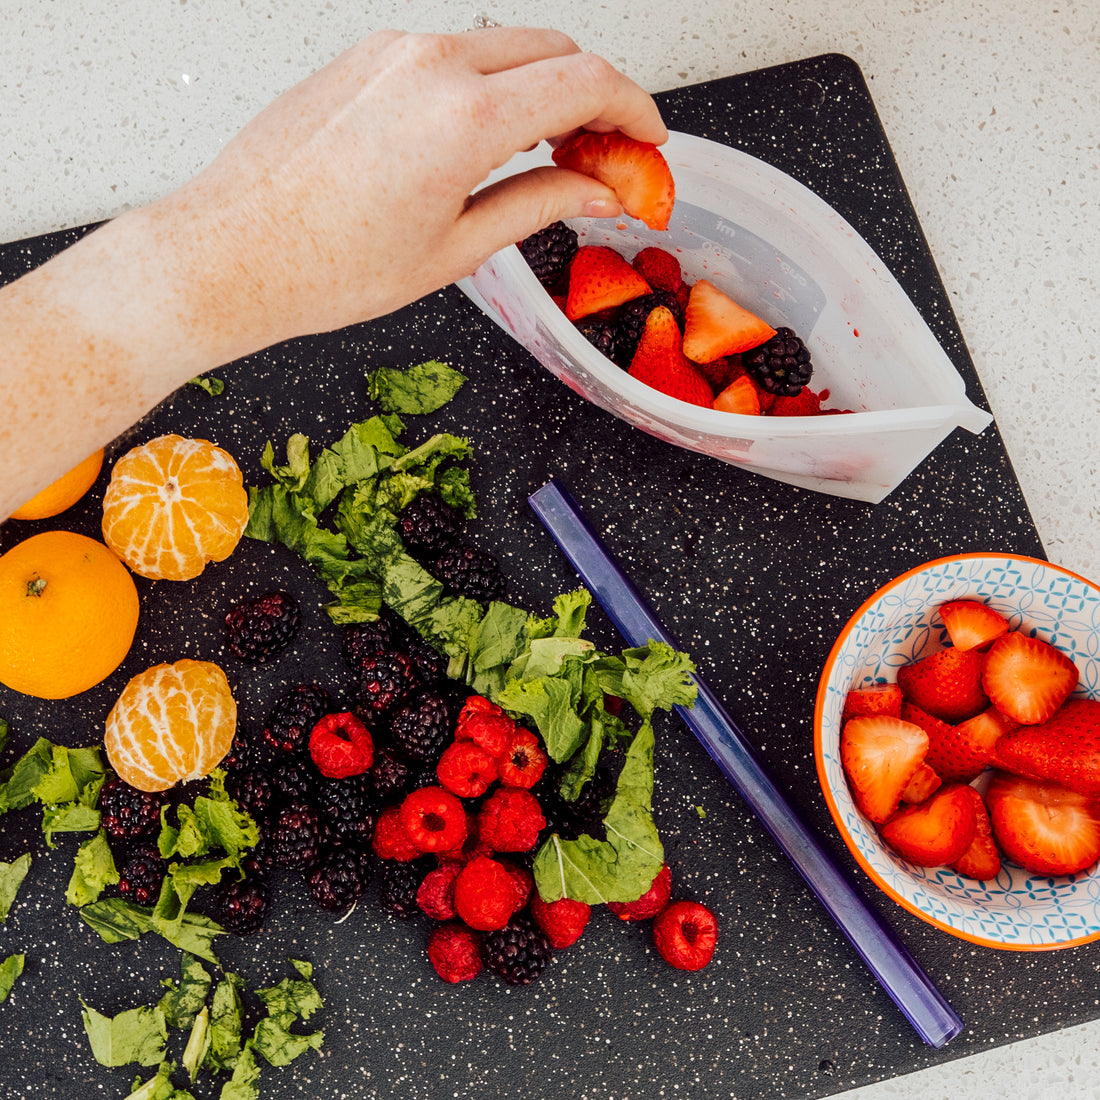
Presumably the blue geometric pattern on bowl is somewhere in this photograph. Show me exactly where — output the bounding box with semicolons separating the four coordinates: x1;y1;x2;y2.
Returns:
818;554;1100;949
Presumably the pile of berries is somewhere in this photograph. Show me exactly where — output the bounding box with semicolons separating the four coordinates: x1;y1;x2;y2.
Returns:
518;222;847;419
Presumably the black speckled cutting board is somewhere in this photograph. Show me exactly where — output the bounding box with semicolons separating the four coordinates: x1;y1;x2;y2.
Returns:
0;54;1081;1100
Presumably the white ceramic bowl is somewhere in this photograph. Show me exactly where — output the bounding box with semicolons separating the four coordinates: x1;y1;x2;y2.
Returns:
815;553;1100;950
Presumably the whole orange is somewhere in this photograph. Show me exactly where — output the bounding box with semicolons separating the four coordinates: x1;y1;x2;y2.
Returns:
101;434;249;581
10;448;105;521
104;659;237;792
0;530;139;699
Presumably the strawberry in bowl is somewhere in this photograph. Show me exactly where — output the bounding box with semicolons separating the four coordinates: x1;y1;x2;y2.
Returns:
815;553;1100;950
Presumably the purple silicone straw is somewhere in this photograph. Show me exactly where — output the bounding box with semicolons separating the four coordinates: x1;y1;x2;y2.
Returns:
529;479;962;1049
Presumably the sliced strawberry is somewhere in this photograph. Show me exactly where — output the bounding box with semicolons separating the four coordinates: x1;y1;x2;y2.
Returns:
896;646;988;723
954;705;1020;767
682;279;777;363
986;771;1100;876
552;132;675;231
713;375;761;415
901;702;987;782
564;246;651;322
937;600;1010;651
840;715;928;824
950;786;1001;881
631;246;682;292
627;306;714;408
900;763;942;804
993;698;1100;797
981;632;1079;725
767;388;823;417
879;784;977;866
695;353;745;393
842;683;904;723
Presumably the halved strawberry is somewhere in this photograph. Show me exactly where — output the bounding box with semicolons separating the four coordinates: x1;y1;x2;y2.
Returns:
713;375;761;415
631;246;682;292
682;279;777;363
840;715;928;824
937;600;1010;651
993;698;1100;797
879;784;977;866
842;683;904;723
901;702;986;783
981;631;1079;725
564;246;651;321
900;763;942;804
896;646;989;723
950;786;1001;881
552;132;675;231
954;705;1019;767
986;771;1100;876
627;306;714;408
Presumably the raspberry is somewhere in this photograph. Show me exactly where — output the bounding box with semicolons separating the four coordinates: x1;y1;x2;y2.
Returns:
608;863;672;921
499;860;533;911
416;862;463;921
453;856;519;931
224;590;301;663
426;923;483;983
652;900;718;971
631;246;682;293
98;777;166;841
309;712;374;779
476;788;546;853
497;729;549;789
455;696;515;758
436;740;498;799
262;683;332;755
399;787;468;854
371;804;421;862
768;387;822;416
482;914;552;986
530;894;591;949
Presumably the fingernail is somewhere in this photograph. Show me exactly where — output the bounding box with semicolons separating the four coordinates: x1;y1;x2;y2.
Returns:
583;196;622;219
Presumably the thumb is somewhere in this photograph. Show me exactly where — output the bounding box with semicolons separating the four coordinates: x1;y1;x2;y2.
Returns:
457;165;622;258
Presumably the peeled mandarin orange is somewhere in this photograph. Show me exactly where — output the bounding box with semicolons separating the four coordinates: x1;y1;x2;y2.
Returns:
101;434;249;581
10;448;105;521
0;530;139;699
104;659;237;792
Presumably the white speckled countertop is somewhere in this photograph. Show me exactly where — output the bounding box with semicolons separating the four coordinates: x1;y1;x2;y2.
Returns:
1;1;1097;1096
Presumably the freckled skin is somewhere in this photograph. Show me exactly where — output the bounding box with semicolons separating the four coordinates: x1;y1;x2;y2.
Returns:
0;27;667;521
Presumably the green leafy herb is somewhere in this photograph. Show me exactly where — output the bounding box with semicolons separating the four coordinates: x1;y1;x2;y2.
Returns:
66;830;119;906
0;953;24;1002
188;374;224;396
82;1001;168;1068
204;973;245;1073
158;954;212;1030
0;854;31;921
80;899;226;964
367;359;467;415
251;1018;324;1067
255;959;323;1029
181;1006;211;1081
0;738;53;812
219;1045;261;1100
41;801;100;848
124;1060;194;1100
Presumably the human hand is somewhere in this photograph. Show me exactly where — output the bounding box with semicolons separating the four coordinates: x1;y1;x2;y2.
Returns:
168;26;667;353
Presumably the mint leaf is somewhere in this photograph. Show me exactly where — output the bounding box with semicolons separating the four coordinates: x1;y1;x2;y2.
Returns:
66;830;119;906
256;965;323;1030
219;1044;261;1100
41;801;100;848
33;743;105;805
158;954;212;1030
0;953;24;1002
192;793;260;858
82;1001;168;1067
124;1060;190;1100
0;854;31;921
251;1018;323;1067
368;359;466;415
496;676;586;764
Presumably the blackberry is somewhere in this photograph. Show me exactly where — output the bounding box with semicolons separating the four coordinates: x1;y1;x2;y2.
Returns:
315;774;377;846
269;760;319;808
209;871;271;935
536;750;623;842
434;545;506;605
224;590;301;663
354;651;419;716
220;728;256;774
405;633;449;688
397;494;462;557
389;691;452;766
98;777;166;841
575;317;617;362
364;745;411;804
115;843;167;906
517;221;578;288
307;846;372;912
483;914;552;985
341;610;404;671
613;289;686;367
226;769;275;824
269;801;324;870
743;327;813;395
378;857;433;919
262;683;332;755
